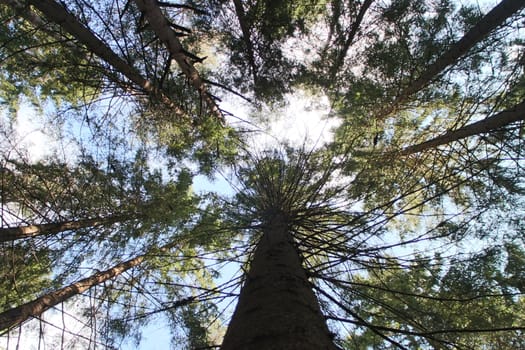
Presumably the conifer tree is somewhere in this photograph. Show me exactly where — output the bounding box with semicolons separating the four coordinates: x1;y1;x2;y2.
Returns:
1;0;524;348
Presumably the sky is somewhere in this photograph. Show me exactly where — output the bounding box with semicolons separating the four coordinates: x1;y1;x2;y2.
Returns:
193;90;338;194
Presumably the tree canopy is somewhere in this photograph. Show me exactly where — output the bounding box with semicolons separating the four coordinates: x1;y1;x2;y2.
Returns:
1;0;524;349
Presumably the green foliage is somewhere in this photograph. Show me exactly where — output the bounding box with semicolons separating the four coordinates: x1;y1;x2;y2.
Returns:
180;304;209;349
239;0;325;43
342;247;525;349
0;5;101;112
136;101;240;175
178;302;221;349
0;244;54;309
2;152;199;227
202;0;326;101
234;147;336;224
1;0;525;348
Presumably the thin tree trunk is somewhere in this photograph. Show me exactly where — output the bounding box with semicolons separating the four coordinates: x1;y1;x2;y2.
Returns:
0;255;144;331
378;0;525;119
0;215;128;242
220;213;336;350
134;0;224;121
23;0;187;118
0;235;188;331
331;0;374;77
401;99;525;155
232;0;259;84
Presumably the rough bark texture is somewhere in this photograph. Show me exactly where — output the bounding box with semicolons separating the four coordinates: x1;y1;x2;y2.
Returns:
25;0;187;117
220;215;337;350
0;255;144;331
378;0;525;119
0;216;126;242
401;99;525;155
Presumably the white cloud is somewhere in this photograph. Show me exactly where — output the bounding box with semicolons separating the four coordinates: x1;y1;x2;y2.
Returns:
0;103;80;164
13;105;54;161
249;91;339;151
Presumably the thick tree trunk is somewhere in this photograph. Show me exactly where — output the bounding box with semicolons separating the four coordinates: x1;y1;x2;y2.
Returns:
0;215;127;242
401;99;525;155
378;0;525;119
220;214;337;350
23;0;187;117
0;255;144;331
133;0;223;120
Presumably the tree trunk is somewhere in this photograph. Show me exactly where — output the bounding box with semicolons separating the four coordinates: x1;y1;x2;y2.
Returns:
220;213;337;350
400;99;525;155
24;0;187;117
330;0;374;78
0;233;189;331
133;0;223;120
378;0;525;119
0;215;128;242
232;0;259;83
0;254;144;331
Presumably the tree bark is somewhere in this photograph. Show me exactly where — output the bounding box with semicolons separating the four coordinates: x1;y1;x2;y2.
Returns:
0;215;127;242
378;0;525;119
220;213;336;350
134;0;224;121
23;0;187;118
401;99;525;155
0;254;144;331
